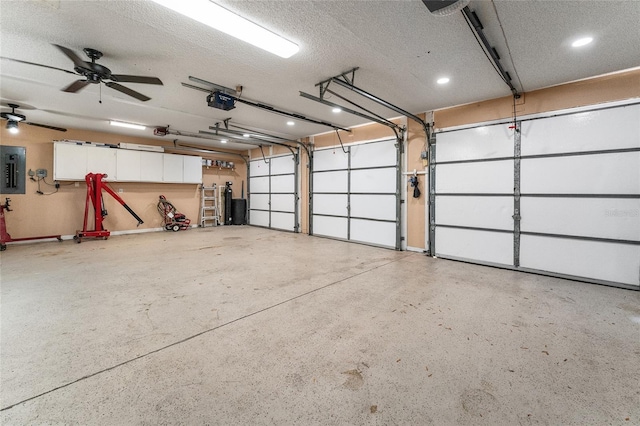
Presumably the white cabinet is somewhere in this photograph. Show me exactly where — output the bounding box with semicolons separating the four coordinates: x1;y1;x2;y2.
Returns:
54;143;87;180
183;155;203;183
53;142;201;184
163;153;183;183
87;146;117;180
140;152;164;182
116;149;141;181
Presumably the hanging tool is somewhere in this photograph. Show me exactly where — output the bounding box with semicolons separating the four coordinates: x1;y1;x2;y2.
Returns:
0;198;62;251
409;173;421;198
74;173;143;243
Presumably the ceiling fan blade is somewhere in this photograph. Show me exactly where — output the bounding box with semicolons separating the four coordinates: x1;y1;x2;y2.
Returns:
110;75;163;85
105;82;151;101
0;56;76;75
25;122;67;132
62;79;91;93
53;44;87;69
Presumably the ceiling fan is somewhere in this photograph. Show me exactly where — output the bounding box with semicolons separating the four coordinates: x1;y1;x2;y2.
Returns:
1;103;67;133
2;44;163;102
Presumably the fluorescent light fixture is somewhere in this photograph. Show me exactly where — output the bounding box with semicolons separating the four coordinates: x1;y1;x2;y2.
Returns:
110;120;146;130
151;0;299;58
220;139;228;143
332;107;342;113
572;37;593;48
437;77;450;85
243;133;250;137
286;121;295;126
6;120;19;134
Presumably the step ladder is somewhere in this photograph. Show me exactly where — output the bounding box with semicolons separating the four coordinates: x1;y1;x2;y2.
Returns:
200;184;220;227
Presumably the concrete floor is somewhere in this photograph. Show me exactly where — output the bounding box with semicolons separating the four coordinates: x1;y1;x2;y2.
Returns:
0;226;638;425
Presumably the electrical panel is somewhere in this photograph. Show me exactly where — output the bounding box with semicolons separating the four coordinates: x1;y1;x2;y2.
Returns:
1;146;26;194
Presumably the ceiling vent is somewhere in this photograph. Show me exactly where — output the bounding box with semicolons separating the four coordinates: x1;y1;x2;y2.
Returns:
422;0;470;16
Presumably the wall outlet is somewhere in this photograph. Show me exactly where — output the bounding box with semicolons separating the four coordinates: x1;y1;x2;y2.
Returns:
118;188;124;193
74;181;79;187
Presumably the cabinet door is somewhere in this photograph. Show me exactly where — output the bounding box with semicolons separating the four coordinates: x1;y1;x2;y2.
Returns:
140;151;164;182
116;149;141;181
54;143;87;180
87;146;117;180
163;153;183;183
183;156;202;183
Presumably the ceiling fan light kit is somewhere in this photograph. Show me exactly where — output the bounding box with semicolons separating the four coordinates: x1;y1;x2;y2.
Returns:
6;120;19;134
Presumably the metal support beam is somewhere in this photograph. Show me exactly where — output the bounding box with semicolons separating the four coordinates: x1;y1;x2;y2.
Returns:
513;121;521;267
299;91;399;130
461;6;519;96
182;79;351;133
330;77;429;133
428;136;437;256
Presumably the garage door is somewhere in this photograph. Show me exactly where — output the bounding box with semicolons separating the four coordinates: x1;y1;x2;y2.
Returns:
248;153;299;232
431;101;640;289
312;139;400;249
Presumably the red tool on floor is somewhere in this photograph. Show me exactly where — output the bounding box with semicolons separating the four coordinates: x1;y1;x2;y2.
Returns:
75;173;144;243
157;195;191;231
0;198;62;251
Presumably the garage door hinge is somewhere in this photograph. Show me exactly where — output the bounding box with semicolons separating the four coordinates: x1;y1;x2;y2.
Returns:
400;199;405;204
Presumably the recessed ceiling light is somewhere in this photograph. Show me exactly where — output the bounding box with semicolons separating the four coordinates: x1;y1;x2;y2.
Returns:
151;0;299;58
437;77;450;85
286;121;295;126
110;120;146;130
332;107;342;113
572;37;593;48
220;139;228;144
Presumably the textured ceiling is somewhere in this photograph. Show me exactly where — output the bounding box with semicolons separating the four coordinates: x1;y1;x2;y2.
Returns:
1;0;639;150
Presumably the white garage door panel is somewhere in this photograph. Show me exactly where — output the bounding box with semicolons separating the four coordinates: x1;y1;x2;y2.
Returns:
249;176;269;193
521;104;640;156
271;175;295;193
313;194;348;216
271;194;295;212
437;125;513;162
521;153;640;194
436;196;513;230
350;194;396;221
249;210;269;227
314;171;348;193
250;161;269;177
350;219;396;248
436;161;514;194
351;168;396;193
271;212;295;231
520;235;640;287
350;141;396;168
436;227;513;266
270;155;295;175
521;198;640;241
313;149;349;171
251;194;270;211
313;215;348;239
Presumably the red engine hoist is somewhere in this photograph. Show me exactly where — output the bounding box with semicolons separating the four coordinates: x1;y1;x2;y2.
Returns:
74;173;144;243
0;198;62;251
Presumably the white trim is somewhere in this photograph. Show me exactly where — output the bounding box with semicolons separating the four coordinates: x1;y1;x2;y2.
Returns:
435;98;640;133
310;115;404;138
313;136;397;153
406;246;426;253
